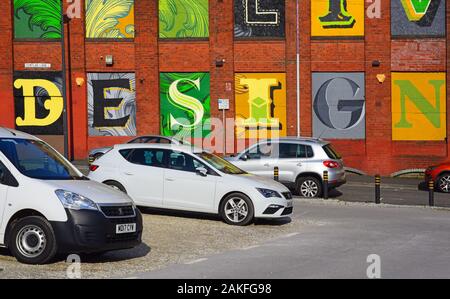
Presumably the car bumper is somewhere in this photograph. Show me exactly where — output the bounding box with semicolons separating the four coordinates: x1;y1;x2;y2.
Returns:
255;197;293;219
328;171;347;188
51;208;143;254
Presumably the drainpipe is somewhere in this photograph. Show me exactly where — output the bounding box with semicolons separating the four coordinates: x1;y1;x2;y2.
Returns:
296;0;301;137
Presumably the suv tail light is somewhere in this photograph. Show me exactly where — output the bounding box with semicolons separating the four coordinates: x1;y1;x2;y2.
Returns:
323;161;339;169
89;165;99;172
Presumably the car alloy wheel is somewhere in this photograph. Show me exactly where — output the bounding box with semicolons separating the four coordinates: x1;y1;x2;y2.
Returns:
224;197;249;223
439;175;450;193
300;180;319;198
16;225;47;259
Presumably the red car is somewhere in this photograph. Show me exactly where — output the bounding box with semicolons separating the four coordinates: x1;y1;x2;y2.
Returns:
425;162;450;193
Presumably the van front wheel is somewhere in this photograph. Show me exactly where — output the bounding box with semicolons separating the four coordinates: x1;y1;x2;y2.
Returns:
9;216;57;265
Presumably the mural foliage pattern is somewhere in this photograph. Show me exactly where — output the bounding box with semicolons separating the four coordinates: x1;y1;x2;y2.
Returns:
159;0;209;38
311;0;365;37
391;0;446;37
13;71;63;135
312;73;366;139
85;0;135;38
392;73;446;141
235;73;287;139
88;73;137;136
234;0;285;38
160;73;211;138
14;0;62;39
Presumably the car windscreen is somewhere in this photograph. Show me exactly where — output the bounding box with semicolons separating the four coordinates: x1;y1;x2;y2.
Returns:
197;152;246;175
322;144;342;160
0;138;84;180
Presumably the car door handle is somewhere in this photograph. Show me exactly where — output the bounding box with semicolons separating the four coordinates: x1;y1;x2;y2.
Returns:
124;172;134;176
263;163;270;167
297;163;302;166
165;178;175;182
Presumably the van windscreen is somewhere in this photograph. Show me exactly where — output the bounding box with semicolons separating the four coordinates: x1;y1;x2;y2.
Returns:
0;138;84;180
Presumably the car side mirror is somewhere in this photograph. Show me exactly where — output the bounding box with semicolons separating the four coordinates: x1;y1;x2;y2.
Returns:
196;167;208;177
240;154;249;161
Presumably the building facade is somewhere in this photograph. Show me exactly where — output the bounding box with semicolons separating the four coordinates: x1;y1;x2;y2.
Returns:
0;0;449;176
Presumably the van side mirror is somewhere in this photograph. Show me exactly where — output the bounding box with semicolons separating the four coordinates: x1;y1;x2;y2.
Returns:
196;167;208;177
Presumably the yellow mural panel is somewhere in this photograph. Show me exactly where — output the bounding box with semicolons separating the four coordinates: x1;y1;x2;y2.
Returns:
311;0;365;37
235;73;287;139
392;73;446;141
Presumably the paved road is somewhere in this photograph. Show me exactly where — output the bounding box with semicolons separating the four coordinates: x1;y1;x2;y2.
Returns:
331;175;450;208
131;200;450;279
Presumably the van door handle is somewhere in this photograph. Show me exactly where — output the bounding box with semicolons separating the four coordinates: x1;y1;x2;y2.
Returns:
166;178;175;182
124;172;134;176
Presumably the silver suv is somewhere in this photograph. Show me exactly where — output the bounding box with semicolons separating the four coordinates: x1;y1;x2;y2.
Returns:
226;137;346;198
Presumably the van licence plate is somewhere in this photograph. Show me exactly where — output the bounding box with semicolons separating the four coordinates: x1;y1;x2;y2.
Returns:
116;223;136;234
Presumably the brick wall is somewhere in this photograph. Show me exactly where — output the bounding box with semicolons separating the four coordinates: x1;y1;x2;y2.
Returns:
1;0;449;176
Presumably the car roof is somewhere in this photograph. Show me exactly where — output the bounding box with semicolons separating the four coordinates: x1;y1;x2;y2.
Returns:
114;143;200;153
0;127;40;140
259;137;329;145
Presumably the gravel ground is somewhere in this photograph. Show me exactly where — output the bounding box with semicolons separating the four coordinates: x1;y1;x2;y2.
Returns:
0;208;301;279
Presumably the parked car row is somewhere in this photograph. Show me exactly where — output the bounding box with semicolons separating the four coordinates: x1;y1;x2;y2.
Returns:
0;128;295;265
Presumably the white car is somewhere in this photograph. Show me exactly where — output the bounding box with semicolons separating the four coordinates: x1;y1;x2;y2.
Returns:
0;128;142;264
88;144;293;226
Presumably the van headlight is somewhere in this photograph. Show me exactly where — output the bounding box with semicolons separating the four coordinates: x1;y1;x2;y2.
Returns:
55;190;99;211
256;188;282;198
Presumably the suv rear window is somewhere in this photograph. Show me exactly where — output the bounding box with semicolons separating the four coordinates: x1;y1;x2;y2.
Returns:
278;143;314;159
322;144;342;160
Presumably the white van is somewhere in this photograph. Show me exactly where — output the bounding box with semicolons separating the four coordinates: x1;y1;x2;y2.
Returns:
0;128;142;264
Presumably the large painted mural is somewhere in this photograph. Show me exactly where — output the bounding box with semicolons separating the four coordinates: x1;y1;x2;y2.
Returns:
85;0;135;38
13;71;64;135
14;0;62;39
159;0;209;38
392;73;446;141
312;73;366;139
235;73;287;139
160;73;211;138
391;0;446;37
311;0;365;37
234;0;285;38
87;73;137;136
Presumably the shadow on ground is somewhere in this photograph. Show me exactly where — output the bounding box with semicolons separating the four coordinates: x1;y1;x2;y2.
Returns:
138;207;292;226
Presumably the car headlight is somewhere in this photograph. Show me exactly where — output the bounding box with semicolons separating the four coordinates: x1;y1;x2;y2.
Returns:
55;190;99;211
256;188;282;198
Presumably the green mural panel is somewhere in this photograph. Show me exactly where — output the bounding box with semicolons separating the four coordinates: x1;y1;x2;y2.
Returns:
14;0;62;39
85;0;135;38
159;0;209;38
160;73;211;138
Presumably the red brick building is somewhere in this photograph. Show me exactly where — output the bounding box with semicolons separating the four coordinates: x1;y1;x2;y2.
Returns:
0;0;449;176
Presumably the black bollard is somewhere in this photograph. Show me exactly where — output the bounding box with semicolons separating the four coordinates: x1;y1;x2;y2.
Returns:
323;171;329;199
375;175;381;204
274;167;279;182
429;180;435;207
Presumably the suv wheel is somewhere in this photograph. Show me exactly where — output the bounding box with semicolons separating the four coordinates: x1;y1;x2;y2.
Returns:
297;177;323;198
437;174;450;193
219;193;254;226
8;216;57;265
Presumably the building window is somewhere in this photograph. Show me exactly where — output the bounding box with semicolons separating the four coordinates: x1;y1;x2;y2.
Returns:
13;0;62;39
85;0;135;39
159;0;209;39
